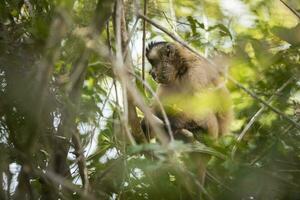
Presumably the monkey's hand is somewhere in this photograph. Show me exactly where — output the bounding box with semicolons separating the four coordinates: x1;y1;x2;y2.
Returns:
141;114;198;142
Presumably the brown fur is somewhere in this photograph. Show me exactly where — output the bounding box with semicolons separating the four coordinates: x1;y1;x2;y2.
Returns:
142;42;233;187
143;42;233;141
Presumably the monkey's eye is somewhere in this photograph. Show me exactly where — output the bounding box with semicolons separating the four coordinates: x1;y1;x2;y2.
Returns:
164;44;175;58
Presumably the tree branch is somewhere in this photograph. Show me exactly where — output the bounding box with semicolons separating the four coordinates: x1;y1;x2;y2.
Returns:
229;77;300;129
137;13;208;63
115;0;146;143
280;0;300;20
72;131;90;194
47;0;116;197
136;12;300;131
231;77;294;158
141;0;147;86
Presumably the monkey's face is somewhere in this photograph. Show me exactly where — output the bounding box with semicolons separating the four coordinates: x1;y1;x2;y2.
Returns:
146;42;178;84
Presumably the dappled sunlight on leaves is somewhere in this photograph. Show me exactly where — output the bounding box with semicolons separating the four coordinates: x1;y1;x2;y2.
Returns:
0;0;300;199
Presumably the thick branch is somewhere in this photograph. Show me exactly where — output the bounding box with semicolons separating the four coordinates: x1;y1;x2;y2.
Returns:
48;0;116;197
115;0;146;143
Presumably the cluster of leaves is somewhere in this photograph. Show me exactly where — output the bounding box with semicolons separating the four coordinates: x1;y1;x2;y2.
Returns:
0;0;300;199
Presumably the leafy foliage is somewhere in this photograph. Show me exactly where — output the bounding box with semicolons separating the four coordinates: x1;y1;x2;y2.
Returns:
0;0;300;199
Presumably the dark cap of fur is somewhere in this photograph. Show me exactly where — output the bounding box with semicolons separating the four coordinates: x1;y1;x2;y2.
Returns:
146;41;167;57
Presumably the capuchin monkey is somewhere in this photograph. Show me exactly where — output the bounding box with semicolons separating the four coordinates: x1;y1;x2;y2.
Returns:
142;41;233;142
141;41;233;188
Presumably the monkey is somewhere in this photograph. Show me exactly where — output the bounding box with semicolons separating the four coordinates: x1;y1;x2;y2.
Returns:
140;41;233;189
141;41;233;189
142;41;233;142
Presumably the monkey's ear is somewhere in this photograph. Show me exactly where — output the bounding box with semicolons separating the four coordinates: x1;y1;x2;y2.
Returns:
165;43;176;58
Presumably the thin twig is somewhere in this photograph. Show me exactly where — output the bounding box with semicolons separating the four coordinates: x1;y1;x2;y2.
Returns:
72;30;170;145
130;71;174;141
229;77;300;129
72;131;90;194
123;17;140;59
280;0;300;20
85;80;115;157
162;11;175;31
137;12;300;131
119;69;170;144
141;0;147;88
168;0;177;34
137;13;208;62
231;77;294;158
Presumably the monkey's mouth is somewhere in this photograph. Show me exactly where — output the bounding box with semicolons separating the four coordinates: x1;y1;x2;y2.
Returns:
150;71;169;84
155;76;169;84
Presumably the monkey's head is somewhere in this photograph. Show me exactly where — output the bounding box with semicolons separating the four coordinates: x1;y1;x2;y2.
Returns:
146;41;185;84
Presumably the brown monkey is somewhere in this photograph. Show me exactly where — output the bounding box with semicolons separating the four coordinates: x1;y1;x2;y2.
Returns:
143;41;233;141
141;41;233;189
